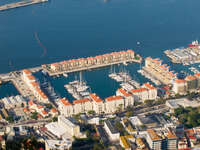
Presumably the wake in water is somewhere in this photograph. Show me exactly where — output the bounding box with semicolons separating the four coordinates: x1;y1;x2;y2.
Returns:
34;32;47;58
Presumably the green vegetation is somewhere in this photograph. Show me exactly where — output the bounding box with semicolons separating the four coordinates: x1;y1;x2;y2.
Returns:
155;98;166;105
144;100;154;107
140;124;146;129
6;115;14;123
30;112;38;120
173;106;200;128
72;136;105;150
125;111;134;117
52;116;58;122
21;103;24;108
73;114;81;122
114;121;128;136
6;136;44;150
88;110;96;115
45;103;53;109
134;101;142;106
135;56;140;60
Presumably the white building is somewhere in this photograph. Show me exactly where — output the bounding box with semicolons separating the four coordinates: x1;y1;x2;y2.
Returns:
89;93;104;114
116;88;134;108
1;95;26;109
58;115;80;137
45;122;67;139
73;98;93;114
104;120;120;141
172;79;187;94
142;82;157;100
166;98;200;113
130;88;149;102
58;98;74;117
146;129;162;150
22;69;49;103
105;96;124;113
45;139;72;150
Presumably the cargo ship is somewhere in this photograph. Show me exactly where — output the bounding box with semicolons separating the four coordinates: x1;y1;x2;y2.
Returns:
188;40;200;48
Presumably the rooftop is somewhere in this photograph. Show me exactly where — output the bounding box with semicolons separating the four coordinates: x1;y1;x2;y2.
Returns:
143;82;156;90
73;98;91;104
147;129;162;141
89;93;103;103
105;120;119;134
45;140;72;149
130;88;147;93
185;75;197;81
117;88;132;97
105;95;123;102
58;115;76;128
175;79;186;84
60;98;72;106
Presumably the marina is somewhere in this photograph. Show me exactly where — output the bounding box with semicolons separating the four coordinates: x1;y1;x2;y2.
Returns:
164;40;200;65
137;69;161;86
64;72;90;100
0;0;48;11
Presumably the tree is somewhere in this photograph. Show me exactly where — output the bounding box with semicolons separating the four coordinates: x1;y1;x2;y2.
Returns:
31;112;38;120
21;103;24;108
88;110;95;115
45;103;53;109
52;116;58;122
125;111;133;117
6;115;14;123
93;143;104;150
174;107;184;117
144;100;154;107
117;104;123;113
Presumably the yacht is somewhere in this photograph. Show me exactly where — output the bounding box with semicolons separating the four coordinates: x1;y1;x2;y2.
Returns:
63;73;68;78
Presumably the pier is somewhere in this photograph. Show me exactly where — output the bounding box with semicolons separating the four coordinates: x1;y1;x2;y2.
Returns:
0;0;48;11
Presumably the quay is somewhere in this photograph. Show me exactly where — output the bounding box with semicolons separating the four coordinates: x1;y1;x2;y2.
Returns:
0;0;48;11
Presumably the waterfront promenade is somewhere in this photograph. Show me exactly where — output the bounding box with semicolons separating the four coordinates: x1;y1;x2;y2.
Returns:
0;0;48;11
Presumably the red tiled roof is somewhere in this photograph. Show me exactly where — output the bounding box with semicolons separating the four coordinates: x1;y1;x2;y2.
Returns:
89;93;103;103
51;108;58;113
41;110;48;115
185;75;197;81
143;83;156;90
130;88;147;93
117;88;132;97
23;69;31;74
105;96;123;102
60;98;72;106
73;98;90;104
28;100;34;106
195;73;200;77
175;79;186;84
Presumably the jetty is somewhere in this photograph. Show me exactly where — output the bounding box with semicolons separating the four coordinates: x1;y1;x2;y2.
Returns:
0;0;48;11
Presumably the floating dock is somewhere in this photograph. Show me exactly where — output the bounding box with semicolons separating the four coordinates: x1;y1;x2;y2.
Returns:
0;0;48;11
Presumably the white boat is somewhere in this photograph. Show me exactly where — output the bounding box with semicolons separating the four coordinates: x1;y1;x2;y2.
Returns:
77;85;89;92
80;91;90;96
109;73;117;78
123;61;128;66
69;80;79;85
63;73;68;78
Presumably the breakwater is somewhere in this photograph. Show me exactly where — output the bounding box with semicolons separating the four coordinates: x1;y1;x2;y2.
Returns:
0;0;48;11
